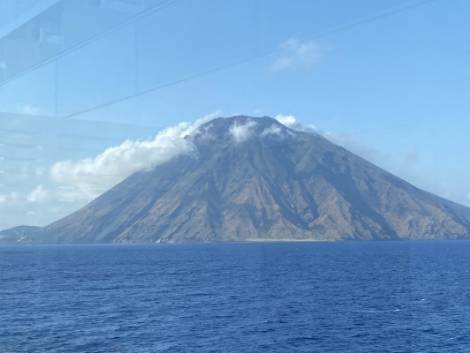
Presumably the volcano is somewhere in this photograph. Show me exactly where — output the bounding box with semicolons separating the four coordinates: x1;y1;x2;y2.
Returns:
4;116;470;243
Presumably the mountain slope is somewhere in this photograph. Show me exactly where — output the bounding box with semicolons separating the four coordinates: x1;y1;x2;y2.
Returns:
5;116;470;243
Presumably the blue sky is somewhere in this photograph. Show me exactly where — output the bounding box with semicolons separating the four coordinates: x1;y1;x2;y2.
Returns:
0;0;469;229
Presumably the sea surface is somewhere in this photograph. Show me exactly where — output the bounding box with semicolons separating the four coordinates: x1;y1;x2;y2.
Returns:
1;241;470;353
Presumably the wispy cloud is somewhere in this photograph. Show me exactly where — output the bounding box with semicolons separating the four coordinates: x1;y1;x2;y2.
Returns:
261;124;283;137
49;113;218;200
275;114;297;127
229;121;257;143
271;38;321;71
0;192;19;204
275;114;318;134
27;185;48;203
51;125;195;199
1;186;52;205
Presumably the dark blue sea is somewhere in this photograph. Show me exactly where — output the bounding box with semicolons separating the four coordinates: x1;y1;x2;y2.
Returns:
1;241;470;353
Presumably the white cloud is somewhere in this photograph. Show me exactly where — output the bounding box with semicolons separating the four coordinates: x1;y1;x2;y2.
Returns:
271;38;321;71
27;185;48;203
306;123;319;131
229;120;257;143
1;113;222;229
262;124;283;137
50;114;216;200
275;114;318;135
275;114;297;127
0;192;19;204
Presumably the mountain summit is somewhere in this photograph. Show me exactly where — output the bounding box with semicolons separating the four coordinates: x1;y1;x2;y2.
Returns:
4;116;470;243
